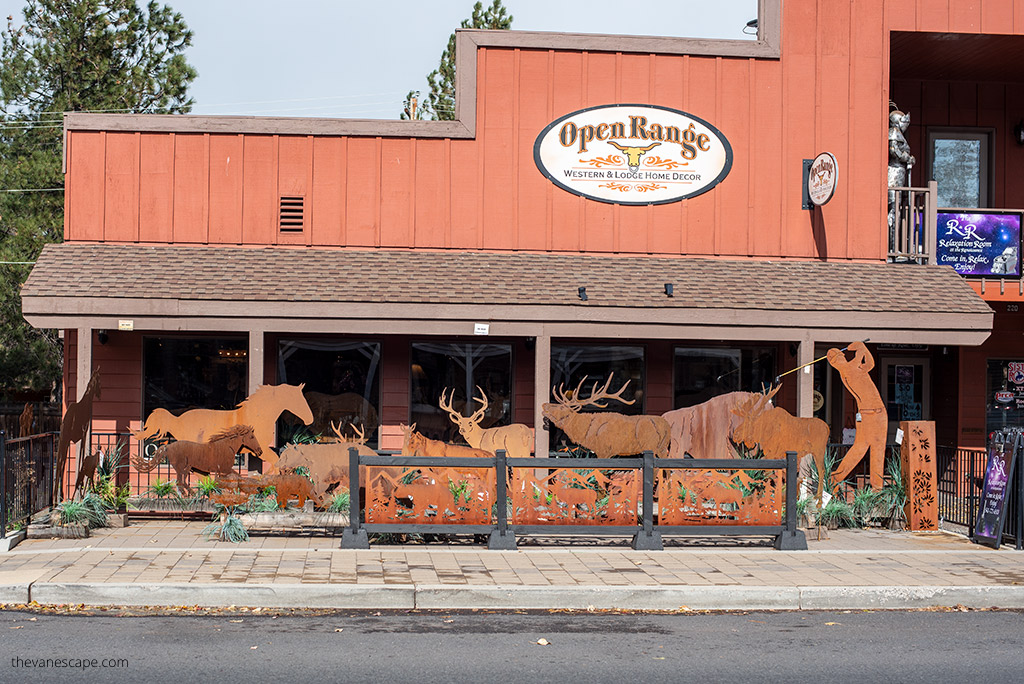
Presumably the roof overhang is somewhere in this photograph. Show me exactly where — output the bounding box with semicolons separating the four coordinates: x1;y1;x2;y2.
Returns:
21;244;993;346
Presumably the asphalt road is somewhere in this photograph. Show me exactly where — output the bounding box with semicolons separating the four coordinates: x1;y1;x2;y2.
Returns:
1;608;1021;683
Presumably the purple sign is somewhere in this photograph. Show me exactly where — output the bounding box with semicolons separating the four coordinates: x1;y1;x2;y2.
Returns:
973;434;1019;548
936;211;1021;277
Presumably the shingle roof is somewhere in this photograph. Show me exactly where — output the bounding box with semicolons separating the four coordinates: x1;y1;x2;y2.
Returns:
22;243;992;315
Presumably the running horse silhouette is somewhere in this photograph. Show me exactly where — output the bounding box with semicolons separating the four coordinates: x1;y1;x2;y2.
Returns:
55;368;101;502
131;424;263;497
131;384;313;470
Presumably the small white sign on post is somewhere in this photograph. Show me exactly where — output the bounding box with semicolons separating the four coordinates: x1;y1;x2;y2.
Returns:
474;323;490;336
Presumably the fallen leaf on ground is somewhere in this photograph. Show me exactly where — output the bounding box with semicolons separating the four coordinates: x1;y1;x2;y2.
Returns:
334;628;344;632
824;622;841;626
250;646;258;650
230;619;244;623
536;638;550;646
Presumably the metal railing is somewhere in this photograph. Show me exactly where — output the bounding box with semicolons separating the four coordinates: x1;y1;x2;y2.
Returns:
888;181;937;263
937;444;1022;548
341;449;805;551
1;430;57;533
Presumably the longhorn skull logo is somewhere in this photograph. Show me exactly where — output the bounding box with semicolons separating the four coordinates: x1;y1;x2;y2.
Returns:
607;141;660;174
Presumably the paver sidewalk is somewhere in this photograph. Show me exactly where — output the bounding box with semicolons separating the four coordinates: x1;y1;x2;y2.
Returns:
1;522;1022;611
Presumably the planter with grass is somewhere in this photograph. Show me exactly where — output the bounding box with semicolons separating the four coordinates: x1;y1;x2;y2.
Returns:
28;494;108;538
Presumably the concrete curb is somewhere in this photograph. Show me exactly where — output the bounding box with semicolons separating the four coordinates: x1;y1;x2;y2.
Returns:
415;585;801;611
11;582;1024;611
29;583;416;609
0;530;26;552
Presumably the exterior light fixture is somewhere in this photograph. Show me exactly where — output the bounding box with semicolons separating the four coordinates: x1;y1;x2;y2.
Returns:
664;283;674;297
97;330;109;345
578;286;588;301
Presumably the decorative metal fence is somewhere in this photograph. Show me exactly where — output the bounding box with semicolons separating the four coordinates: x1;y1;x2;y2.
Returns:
341;450;806;551
0;431;57;533
937;444;1022;548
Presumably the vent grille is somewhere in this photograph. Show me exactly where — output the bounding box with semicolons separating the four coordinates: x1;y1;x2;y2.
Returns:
279;196;304;232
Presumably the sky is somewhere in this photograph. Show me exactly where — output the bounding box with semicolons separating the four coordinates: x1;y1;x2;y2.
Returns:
1;0;757;119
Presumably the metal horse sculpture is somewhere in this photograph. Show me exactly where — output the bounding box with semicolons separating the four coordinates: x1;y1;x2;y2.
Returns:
131;383;314;469
131;424;263;497
55;369;100;502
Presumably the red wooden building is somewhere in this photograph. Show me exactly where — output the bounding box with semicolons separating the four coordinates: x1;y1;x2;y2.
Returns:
22;0;1020;467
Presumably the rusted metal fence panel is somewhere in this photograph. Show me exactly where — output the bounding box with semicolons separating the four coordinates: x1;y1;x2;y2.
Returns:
343;449;805;551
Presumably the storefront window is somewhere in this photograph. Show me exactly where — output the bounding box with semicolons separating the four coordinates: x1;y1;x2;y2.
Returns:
986;359;1024;437
549;345;645;453
673;346;776;408
278;340;381;447
142;337;248;418
929;129;990;208
411;342;513;442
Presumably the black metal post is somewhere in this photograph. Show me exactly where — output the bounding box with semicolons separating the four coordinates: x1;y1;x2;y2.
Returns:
1011;432;1019;548
774;451;808;550
341;445;369;549
632;450;662;550
968;447;978;538
489;450;517;550
1;430;7;537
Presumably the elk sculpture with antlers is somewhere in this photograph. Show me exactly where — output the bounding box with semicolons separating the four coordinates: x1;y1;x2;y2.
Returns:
542;373;670;458
439;387;534;459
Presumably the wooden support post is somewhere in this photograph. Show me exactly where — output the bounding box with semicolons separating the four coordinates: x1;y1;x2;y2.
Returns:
533;332;551;459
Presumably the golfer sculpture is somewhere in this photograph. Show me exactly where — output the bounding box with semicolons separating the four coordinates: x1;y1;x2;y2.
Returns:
827;342;887;490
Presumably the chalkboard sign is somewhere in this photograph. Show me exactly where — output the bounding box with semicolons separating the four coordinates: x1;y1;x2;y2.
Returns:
973;433;1021;549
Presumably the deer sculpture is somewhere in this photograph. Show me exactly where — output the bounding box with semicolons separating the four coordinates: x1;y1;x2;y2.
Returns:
439;387;533;459
541;373;670;459
729;386;830;506
399;423;494;459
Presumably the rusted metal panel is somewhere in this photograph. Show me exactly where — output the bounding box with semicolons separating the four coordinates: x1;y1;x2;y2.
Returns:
828;342;887;490
365;467;494;525
901;420;938;531
439;386;533;458
659;468;782;526
510;468;639;526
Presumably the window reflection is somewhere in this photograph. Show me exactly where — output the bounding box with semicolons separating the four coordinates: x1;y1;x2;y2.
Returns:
411;342;513;443
673;346;776;408
277;340;381;447
142;337;248;418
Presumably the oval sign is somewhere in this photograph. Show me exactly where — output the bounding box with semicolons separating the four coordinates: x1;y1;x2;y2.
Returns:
534;103;733;206
995;390;1015;404
808;151;838;206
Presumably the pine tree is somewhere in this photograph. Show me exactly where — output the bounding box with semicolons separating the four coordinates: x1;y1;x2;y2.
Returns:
419;1;512;121
0;0;197;399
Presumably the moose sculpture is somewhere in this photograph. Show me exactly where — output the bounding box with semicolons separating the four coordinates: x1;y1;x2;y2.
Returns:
661;392;777;460
439;387;533;459
542;373;670;458
729;386;830;506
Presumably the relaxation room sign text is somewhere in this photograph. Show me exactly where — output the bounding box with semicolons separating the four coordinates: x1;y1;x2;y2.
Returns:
534;104;733;205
